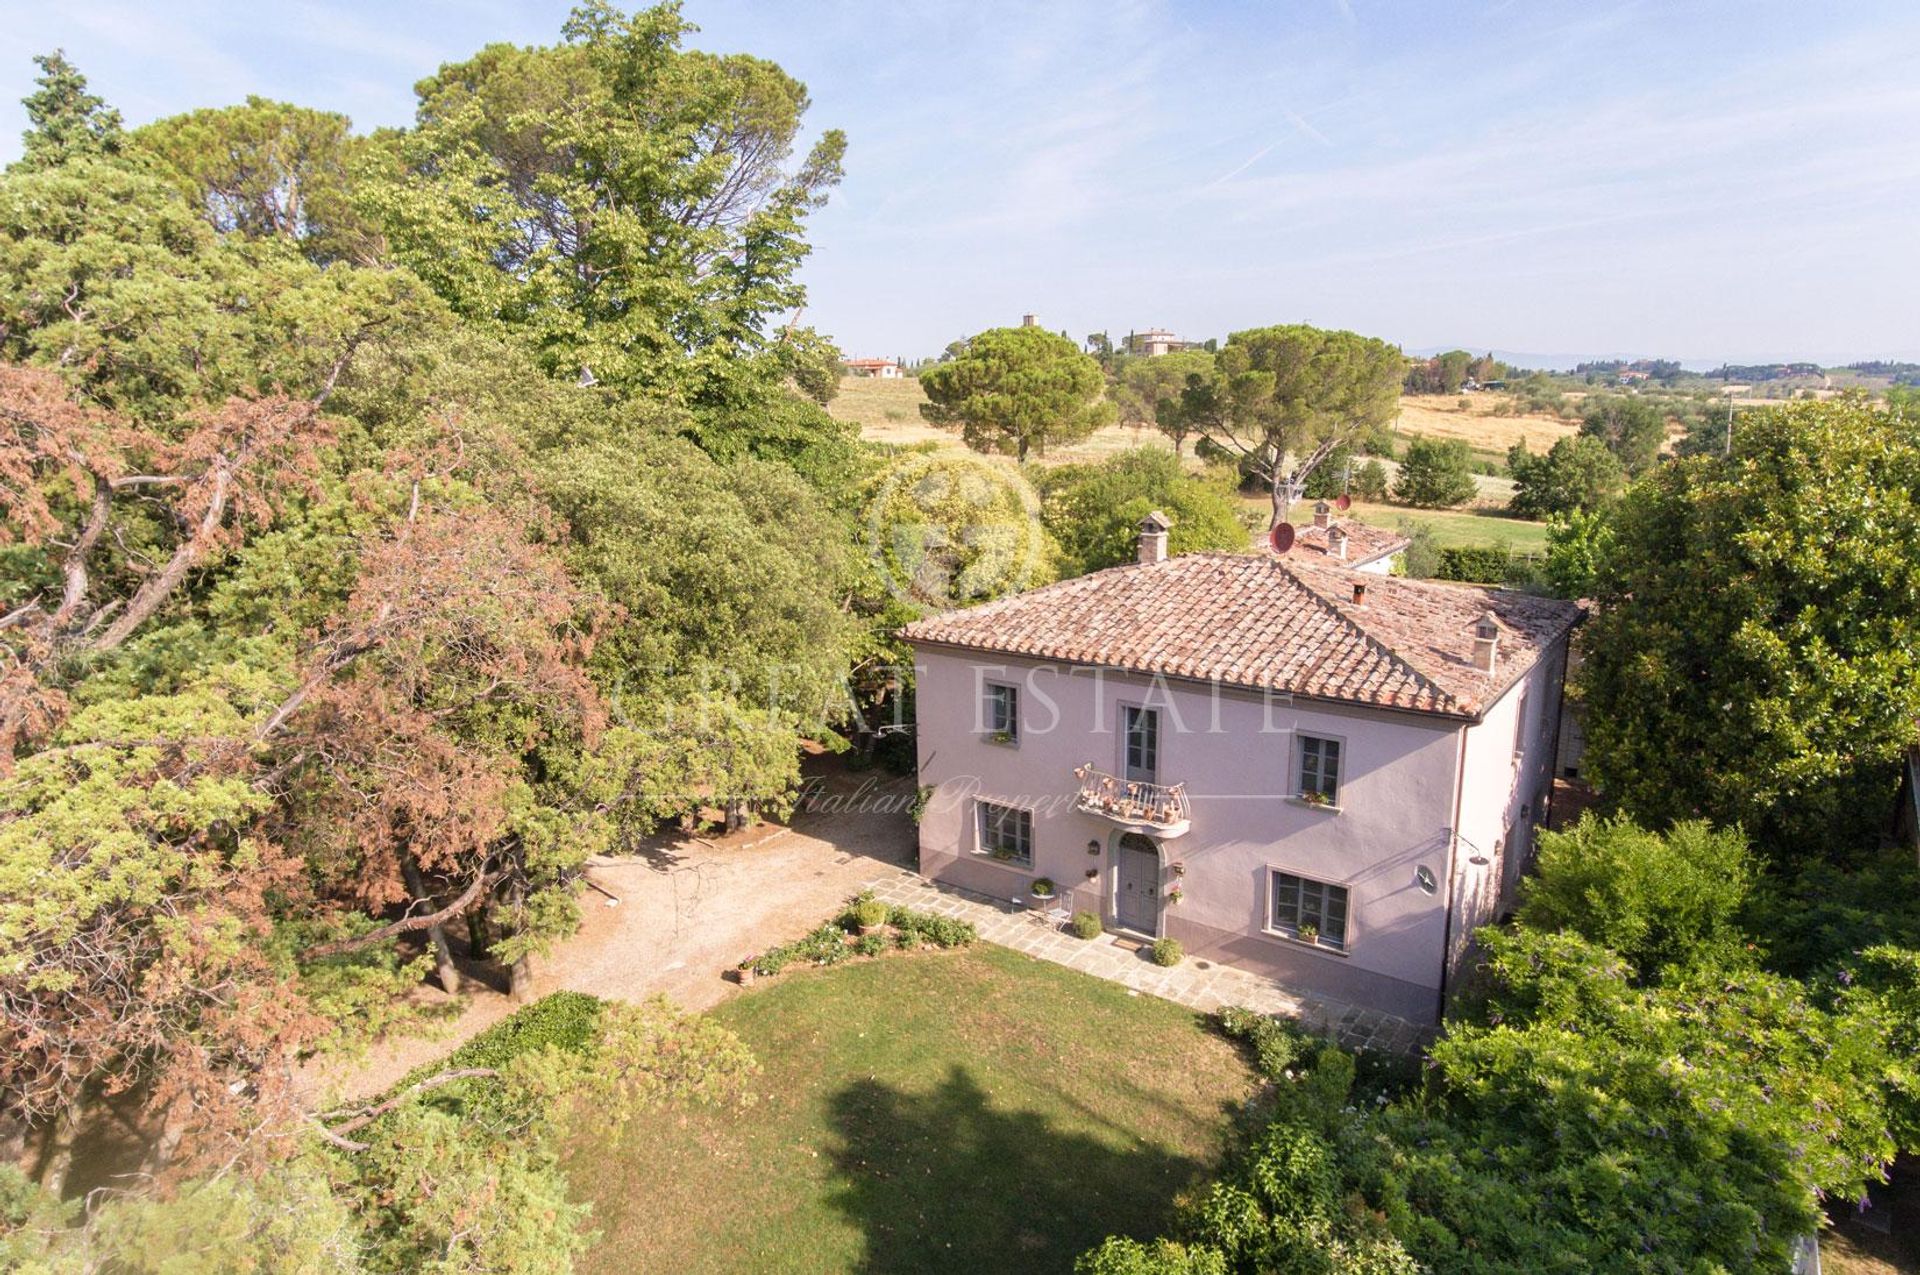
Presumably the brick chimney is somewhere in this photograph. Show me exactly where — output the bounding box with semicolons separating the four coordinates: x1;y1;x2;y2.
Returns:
1312;500;1332;529
1472;610;1500;673
1327;525;1348;560
1138;510;1171;564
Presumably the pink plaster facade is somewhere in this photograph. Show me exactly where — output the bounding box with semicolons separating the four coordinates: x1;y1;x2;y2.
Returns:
910;641;1569;1023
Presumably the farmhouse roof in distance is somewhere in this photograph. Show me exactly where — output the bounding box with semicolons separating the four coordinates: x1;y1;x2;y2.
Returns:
899;552;1583;720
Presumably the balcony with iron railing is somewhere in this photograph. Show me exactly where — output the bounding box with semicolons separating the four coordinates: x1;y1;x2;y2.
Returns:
1073;764;1192;837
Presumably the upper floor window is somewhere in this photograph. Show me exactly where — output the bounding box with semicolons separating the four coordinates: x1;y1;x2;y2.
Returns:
983;682;1019;744
1270;871;1349;951
1122;706;1159;782
1298;735;1341;805
977;800;1033;867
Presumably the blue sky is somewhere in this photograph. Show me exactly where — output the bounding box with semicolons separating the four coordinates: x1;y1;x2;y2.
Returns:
3;0;1917;366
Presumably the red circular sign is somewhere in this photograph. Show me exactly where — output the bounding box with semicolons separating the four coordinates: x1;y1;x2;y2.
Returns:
1269;522;1296;554
1335;493;1352;511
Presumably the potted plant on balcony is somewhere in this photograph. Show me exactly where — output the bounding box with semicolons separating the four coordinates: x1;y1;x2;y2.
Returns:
989;729;1015;745
1030;877;1056;900
1299;789;1334;809
1164;885;1184;906
1297;923;1319;945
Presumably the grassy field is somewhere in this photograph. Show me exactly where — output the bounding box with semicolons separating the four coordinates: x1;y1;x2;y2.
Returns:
1267;497;1551;554
1392;394;1576;457
567;945;1256;1275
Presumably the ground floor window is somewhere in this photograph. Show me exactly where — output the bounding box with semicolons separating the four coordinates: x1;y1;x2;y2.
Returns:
977;801;1033;867
1269;871;1349;951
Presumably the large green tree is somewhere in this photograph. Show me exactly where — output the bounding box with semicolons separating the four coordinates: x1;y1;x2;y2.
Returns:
364;1;845;405
1161;324;1402;528
1578;394;1666;476
131;97;377;263
1391;436;1476;508
1506;434;1624;519
1580;396;1920;849
918;326;1114;461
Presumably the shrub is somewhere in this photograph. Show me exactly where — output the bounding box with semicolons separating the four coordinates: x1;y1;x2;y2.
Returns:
854;932;887;957
1433;545;1511;583
1031;877;1056;898
851;899;889;929
1216;1006;1307;1081
1070;910;1104;940
1517;813;1753;979
887;908;978;949
1150;937;1184;967
1351;458;1390;501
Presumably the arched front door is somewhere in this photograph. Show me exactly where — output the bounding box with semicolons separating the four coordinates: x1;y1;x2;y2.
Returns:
1113;833;1160;936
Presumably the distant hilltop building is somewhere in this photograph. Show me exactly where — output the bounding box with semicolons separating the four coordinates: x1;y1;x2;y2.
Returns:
1127;328;1193;357
843;357;904;379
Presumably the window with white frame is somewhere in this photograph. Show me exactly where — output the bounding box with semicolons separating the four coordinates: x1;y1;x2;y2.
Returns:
977;801;1033;866
1270;871;1349;950
1297;735;1341;804
983;682;1019;743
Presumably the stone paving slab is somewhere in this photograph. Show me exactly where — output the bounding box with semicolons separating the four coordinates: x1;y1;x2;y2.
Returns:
867;873;1430;1056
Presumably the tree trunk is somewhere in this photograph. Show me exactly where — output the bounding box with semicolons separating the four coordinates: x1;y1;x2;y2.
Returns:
36;1086;88;1197
1017;436;1031;463
1268;474;1288;532
402;856;461;995
506;883;533;1004
466;906;492;962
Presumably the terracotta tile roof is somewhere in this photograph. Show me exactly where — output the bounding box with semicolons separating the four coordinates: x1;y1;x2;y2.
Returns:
900;552;1583;719
1294;519;1409;567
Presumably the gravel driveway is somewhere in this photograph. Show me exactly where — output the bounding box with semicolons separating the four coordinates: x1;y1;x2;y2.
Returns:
297;766;920;1105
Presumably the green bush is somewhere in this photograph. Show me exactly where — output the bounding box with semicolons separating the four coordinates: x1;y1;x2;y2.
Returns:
392;991;605;1123
889;909;978;949
1433;544;1512;583
1215;1006;1306;1081
1150;937;1183;967
851;899;889;929
1070;910;1104;940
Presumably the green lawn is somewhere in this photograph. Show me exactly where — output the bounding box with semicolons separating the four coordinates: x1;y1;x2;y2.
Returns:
566;945;1257;1274
1260;497;1552;554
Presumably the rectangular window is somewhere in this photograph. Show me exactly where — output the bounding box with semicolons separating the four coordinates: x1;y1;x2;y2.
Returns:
1270;872;1350;951
1298;735;1341;804
1123;706;1159;782
977;801;1033;867
984;682;1019;743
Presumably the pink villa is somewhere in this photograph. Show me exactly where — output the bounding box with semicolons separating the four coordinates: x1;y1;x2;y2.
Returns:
901;514;1582;1023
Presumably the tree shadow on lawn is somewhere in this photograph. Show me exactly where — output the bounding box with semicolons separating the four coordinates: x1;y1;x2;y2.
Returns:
825;1064;1208;1275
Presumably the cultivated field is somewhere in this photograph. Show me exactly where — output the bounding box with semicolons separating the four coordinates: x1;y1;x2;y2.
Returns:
834;375;1576;466
1392;394;1577;455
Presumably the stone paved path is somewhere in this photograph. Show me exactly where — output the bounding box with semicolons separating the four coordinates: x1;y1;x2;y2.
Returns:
867;872;1431;1056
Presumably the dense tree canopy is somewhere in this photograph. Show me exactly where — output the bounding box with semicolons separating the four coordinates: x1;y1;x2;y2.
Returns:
132;97;377;263
366;0;845;406
918;326;1114;461
1580;396;1920;849
0;8;874;1243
